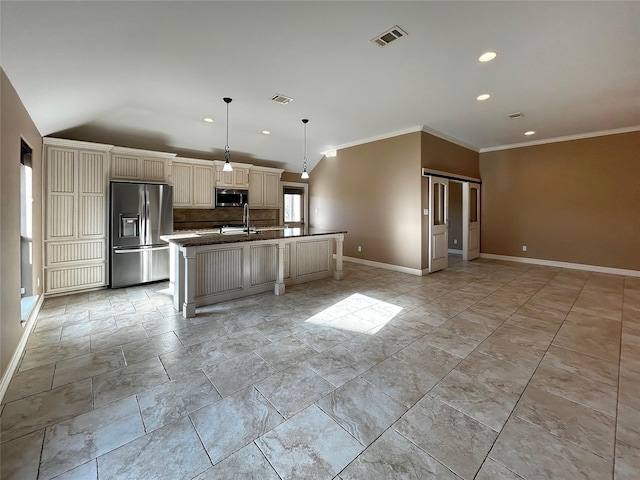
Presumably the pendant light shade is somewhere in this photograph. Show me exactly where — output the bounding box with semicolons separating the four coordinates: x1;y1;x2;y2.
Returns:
301;118;309;179
223;97;233;172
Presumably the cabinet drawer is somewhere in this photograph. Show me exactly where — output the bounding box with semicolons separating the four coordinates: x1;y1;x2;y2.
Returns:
46;240;106;265
46;263;106;294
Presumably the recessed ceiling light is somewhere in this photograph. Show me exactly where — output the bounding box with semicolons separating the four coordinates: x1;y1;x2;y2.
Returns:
479;51;498;62
325;150;337;158
524;130;536;136
203;117;213;123
262;130;271;135
477;94;491;101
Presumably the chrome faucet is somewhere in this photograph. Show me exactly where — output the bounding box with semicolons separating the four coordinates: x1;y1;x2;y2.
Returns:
243;203;250;232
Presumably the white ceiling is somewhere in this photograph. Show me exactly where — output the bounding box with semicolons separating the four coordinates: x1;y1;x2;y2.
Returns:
2;1;639;173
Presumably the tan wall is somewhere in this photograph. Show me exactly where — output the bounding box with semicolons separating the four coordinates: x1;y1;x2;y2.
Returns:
480;131;640;271
421;132;480;178
448;181;463;250
281;171;308;184
1;69;43;377
310;132;423;270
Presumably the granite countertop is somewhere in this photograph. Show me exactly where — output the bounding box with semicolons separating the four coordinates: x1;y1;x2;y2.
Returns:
161;227;347;247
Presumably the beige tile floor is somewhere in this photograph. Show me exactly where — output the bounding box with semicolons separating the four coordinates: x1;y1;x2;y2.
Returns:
1;256;639;479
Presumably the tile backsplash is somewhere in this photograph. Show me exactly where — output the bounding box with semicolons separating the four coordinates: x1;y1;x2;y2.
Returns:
173;208;279;231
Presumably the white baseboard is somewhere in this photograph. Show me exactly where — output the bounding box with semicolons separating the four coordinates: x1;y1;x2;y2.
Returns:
0;295;45;404
448;248;462;254
480;253;640;277
339;255;425;276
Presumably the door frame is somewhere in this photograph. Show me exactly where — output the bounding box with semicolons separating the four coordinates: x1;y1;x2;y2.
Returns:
281;181;308;227
422;168;482;271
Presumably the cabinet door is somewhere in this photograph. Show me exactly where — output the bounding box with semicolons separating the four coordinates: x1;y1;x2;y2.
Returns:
46;147;77;240
111;154;140;179
78;151;108;238
172;162;193;206
193;164;215;207
263;172;280;207
233;168;249;188
249;171;264;207
141;157;167;181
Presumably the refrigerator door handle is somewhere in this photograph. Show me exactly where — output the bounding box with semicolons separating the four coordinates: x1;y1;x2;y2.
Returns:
114;245;170;254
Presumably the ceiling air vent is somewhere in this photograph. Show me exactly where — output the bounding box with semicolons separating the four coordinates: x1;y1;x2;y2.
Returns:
271;94;294;105
507;112;525;119
371;25;408;47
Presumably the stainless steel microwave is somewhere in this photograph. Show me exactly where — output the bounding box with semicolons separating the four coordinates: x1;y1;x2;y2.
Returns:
215;188;249;207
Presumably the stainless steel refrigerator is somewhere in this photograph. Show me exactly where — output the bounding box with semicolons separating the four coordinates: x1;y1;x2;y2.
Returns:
110;181;173;288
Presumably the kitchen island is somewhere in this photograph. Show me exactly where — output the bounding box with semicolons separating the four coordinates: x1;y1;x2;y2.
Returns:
162;228;346;318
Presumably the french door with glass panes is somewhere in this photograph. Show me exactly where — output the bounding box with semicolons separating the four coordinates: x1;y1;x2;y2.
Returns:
463;182;481;260
428;176;449;273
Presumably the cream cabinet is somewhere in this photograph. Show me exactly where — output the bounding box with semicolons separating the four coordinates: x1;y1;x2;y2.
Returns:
170;158;215;208
214;161;250;188
249;166;284;208
110;147;175;181
43;138;112;294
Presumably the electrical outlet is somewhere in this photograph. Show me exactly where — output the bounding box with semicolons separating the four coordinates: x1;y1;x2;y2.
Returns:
453;239;458;245
37;278;40;287
423;208;429;216
522;245;527;252
357;246;362;252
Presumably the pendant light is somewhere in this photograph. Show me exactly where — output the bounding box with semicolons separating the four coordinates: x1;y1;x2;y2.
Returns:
301;118;309;179
223;97;233;172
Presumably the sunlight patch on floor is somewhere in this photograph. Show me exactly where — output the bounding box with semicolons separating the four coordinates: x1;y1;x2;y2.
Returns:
304;293;403;334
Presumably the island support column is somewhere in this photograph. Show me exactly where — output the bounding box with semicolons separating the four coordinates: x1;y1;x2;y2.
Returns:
334;233;345;280
182;246;197;318
274;241;286;295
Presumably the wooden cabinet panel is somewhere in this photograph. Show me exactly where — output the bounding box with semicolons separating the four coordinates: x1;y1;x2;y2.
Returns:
171;159;215;208
141;157;167;181
215;164;250;188
171;162;193;207
263;172;280;207
249;171;264;207
111;154;139;179
111;153;168;181
193;164;214;207
48;148;76;193
249;167;283;208
48;196;76;239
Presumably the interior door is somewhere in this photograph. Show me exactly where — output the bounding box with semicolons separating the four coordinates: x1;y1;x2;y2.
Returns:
462;182;481;261
428;176;449;273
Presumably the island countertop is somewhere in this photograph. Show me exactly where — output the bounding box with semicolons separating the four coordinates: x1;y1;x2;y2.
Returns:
161;227;347;248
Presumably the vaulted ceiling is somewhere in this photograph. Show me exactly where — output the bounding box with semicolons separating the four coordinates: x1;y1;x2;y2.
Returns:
2;1;639;172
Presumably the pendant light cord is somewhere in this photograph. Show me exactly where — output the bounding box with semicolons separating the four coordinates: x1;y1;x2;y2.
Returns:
302;118;309;173
224;98;232;163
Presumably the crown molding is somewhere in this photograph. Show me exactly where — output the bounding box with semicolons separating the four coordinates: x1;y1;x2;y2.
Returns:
329;125;481;155
110;146;177;158
43;137;114;151
479;125;640;153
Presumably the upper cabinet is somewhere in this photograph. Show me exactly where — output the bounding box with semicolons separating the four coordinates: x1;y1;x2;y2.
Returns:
169;158;215;208
249;166;284;208
110;147;175;182
214;161;250;188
